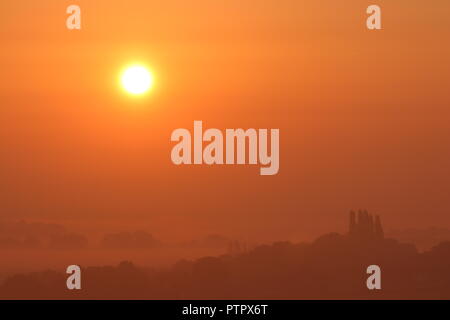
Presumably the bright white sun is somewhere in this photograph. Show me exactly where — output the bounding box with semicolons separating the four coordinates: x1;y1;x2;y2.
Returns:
120;65;153;95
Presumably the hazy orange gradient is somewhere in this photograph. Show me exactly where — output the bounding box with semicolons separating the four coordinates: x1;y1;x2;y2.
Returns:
1;0;450;272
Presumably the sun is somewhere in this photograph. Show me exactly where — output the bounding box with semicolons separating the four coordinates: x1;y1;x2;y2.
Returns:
120;65;154;95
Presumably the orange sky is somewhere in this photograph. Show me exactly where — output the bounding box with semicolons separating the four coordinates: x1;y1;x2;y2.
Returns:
1;0;450;244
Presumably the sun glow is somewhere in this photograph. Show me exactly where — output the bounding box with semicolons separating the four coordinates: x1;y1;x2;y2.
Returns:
120;65;153;95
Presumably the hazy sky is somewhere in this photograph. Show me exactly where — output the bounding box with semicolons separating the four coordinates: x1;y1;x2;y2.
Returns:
1;0;450;242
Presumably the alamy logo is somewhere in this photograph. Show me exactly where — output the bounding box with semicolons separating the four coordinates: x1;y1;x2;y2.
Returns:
66;5;81;30
366;265;381;290
171;121;279;175
66;265;81;290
